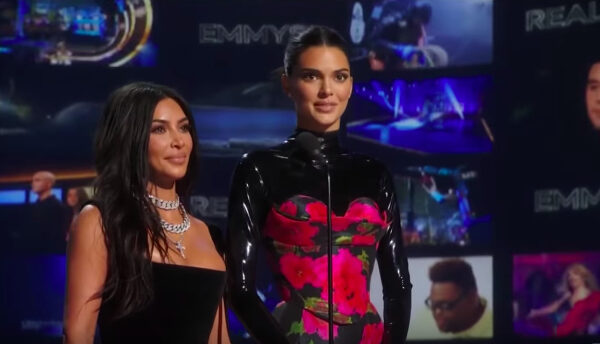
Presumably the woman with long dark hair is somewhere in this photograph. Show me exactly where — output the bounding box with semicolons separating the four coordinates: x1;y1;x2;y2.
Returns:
226;26;411;343
63;82;230;343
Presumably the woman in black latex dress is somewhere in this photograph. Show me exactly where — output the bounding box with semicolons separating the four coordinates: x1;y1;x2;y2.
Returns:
63;82;230;343
227;26;411;344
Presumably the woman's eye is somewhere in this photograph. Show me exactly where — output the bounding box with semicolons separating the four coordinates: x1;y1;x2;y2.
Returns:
335;73;349;82
301;73;318;81
180;124;191;132
151;126;165;133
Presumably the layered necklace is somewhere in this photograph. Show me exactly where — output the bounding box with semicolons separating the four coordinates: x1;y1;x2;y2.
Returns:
149;194;190;259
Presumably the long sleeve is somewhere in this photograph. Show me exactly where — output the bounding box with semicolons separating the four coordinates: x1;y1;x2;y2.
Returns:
226;155;290;344
376;168;412;344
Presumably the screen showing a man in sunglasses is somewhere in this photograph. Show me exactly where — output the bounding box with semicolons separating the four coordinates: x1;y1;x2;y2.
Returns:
407;256;493;339
425;258;492;336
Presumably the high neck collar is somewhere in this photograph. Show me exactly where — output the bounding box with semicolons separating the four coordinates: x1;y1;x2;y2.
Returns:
290;128;341;157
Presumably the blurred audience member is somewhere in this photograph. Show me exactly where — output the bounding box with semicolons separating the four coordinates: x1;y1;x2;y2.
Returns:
29;171;69;252
65;187;90;241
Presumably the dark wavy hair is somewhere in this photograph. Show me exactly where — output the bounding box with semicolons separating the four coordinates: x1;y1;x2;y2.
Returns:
283;25;349;76
93;82;199;319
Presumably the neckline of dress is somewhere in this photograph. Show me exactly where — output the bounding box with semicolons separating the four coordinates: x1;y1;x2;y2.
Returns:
151;261;225;274
289;128;342;157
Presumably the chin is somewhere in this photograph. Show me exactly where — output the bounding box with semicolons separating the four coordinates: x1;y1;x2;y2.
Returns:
437;326;450;333
317;123;338;131
434;321;448;332
314;118;342;130
171;172;188;181
159;170;187;182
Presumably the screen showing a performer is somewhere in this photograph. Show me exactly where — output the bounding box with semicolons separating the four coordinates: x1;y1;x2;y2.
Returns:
346;0;493;71
395;165;491;247
513;252;600;338
0;0;155;66
347;76;493;154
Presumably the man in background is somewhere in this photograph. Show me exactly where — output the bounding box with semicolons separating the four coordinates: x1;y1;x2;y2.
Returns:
586;61;600;130
425;258;492;337
28;171;69;253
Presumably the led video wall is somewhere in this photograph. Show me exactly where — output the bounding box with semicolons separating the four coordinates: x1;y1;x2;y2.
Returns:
348;76;492;154
0;0;155;66
0;0;599;343
513;251;600;338
345;0;493;71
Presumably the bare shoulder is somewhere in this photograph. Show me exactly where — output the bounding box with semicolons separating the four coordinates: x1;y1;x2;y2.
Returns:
75;205;103;233
189;215;208;230
78;204;102;224
69;204;105;253
189;215;224;254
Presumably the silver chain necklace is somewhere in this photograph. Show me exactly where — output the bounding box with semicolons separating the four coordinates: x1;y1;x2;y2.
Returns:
148;194;180;210
166;233;187;259
159;203;190;234
157;202;190;259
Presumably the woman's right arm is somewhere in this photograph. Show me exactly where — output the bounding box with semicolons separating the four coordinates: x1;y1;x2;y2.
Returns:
527;292;570;318
226;155;290;343
63;205;107;344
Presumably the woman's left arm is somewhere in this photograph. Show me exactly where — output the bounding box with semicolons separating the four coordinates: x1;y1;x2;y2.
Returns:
376;167;412;344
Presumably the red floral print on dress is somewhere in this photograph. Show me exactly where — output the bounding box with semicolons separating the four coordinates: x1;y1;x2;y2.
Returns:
265;196;389;343
346;200;387;227
279;200;298;217
264;210;319;246
313;249;369;316
359;322;383;344
279;252;317;289
351;235;376;245
302;309;338;340
304;199;387;232
305;201;328;219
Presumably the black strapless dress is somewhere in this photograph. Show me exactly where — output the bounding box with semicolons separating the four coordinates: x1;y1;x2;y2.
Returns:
98;228;226;343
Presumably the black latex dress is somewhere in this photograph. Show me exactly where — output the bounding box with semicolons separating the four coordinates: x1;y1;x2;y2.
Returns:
226;129;411;343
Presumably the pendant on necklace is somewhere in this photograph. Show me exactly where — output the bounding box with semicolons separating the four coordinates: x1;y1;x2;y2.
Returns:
174;240;186;259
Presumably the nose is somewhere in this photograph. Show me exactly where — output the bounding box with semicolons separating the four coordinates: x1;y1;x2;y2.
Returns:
170;131;186;148
318;78;333;98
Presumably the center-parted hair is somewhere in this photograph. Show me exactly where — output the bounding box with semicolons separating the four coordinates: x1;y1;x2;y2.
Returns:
283;25;349;76
429;258;477;292
93;81;199;319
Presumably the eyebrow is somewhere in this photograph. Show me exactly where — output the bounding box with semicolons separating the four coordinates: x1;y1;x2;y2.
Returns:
298;67;350;73
151;118;189;124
